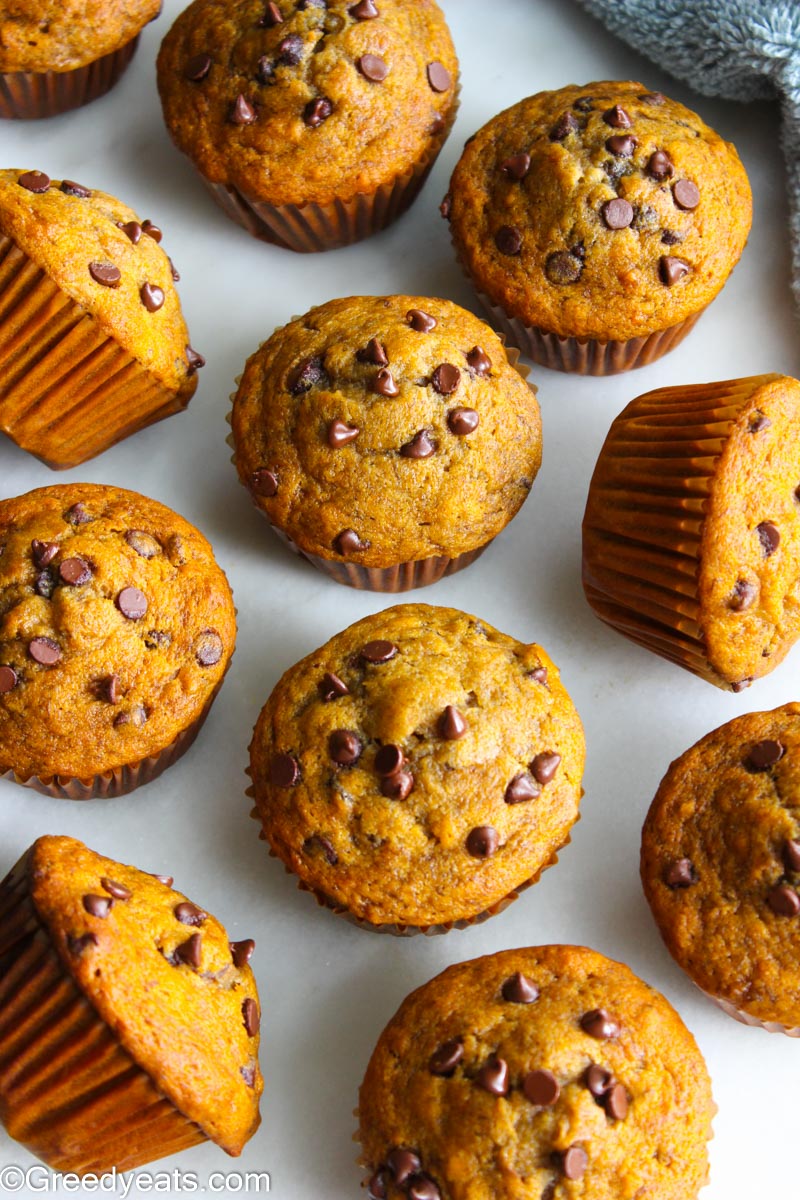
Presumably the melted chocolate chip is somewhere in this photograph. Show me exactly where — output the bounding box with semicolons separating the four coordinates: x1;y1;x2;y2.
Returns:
438;705;466;740
144;630;171;650
174;933;202;968
663;858;697;888
34;569;55;599
270;752;300;786
140;283;165;313
673;179;700;210
257;56;275;83
18;170;50;193
431;363;460;395
118;220;142;243
573;95;594;111
580;1009;619;1040
304;834;338;865
375;744;404;776
288;355;327;393
277;34;303;65
380;770;414;800
505;772;540;804
465;347;491;377
66;502;91;525
373;368;399;397
502;972;539;1003
477;1057;509;1096
358;53;389;81
388;1150;421;1186
546;250;582;284
361;640;398;664
328;419;359;448
329;728;362;765
101;877;131;901
29;637;61;665
767;883;800;916
439;194;451;219
640;91;666;104
251;469;278;497
349;0;378;15
194;630;223;668
749;412;771;433
531;751;561;785
186;346;205;372
646;150;673;180
125;529;160;558
356;337;388;366
367;1172;388;1200
603;104;632;127
745;739;784;771
501;152;531;179
259;0;284;22
231;94;257;124
426;61;451;92
400;430;436;459
231;939;255;968
529;666;548;684
585;1063;613;1097
89;262;121;288
185;53;212;81
561;1146;588;1181
605;134;636;156
784;840;800;872
523;1069;560;1106
241;1063;257;1087
757;521;780;556
0;666;17;693
448;407;479;436
550;111;578;141
408;1177;440;1200
59;556;91;586
429;1039;464;1076
407;309;436;332
601;198;633;229
243;998;261;1036
606;1082;629;1120
320;672;349;700
117;587;148;620
31;539;58;568
659;255;690;286
335;529;368;555
728;579;756;611
495;225;522;255
100;674;120;704
466;825;499;858
142;221;162;243
60;179;91;198
67;933;98;955
304;97;333;126
83;894;112;918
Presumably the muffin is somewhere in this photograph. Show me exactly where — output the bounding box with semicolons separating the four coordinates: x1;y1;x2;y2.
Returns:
358;945;715;1199
247;604;585;934
445;81;752;374
0;835;262;1174
0;483;236;798
156;0;459;252
230;295;541;591
582;373;800;692
642;703;800;1034
0;0;160;119
0;169;202;468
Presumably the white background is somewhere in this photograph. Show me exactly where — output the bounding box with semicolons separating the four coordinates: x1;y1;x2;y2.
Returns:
0;0;797;1196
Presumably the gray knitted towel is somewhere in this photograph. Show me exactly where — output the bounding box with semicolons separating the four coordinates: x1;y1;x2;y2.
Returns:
575;0;800;305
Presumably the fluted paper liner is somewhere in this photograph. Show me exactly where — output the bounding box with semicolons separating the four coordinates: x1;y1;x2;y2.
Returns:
0;234;189;468
0;38;139;121
0;853;206;1174
702;987;800;1038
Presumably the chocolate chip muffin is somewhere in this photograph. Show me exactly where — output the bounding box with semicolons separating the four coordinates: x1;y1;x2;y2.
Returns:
445;81;751;374
358;945;714;1199
0;169;202;467
247;604;585;933
230;295;541;591
0;0;160;119
0;836;262;1174
642;703;800;1034
157;0;459;251
582;373;800;692
0;483;236;798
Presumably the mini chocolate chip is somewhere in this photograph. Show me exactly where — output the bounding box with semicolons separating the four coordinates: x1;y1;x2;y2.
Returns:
476;1056;509;1096
749;412;771;432
429;1039;464;1076
531;752;561;785
329;728;362;765
561;1146;588;1181
601;198;633;229
407;1179;440;1200
270;752;300;787
580;1009;619;1039
304;834;338;865
101;877;131;901
100;674;120;704
89;262;121;288
546;250;582;284
349;0;378;14
549;111;578;141
66;502;91;525
767;883;800;916
34;570;55;599
673;179;700;210
438;705;466;740
18;170;50;193
142;221;162;243
732;678;753;693
125;529;160;558
117;587;148;620
388;1150;421;1186
502;972;539;1003
118;220;142;243
186;346;205;372
466;825;499;858
523;1069;560;1106
29;637;61;665
277;34;303;65
605;1082;629;1120
605;134;636;156
0;666;17;693
375;744;404;776
407;309;436;332
659;256;690;286
257;57;275;83
439;194;451;219
784;840;800;872
60;179;91;198
431;363;460;394
169;258;180;281
83;894;112;918
175;933;202;968
573;95;594;111
358;53;389;81
320;672;349;700
259;1;284;23
602;104;630;127
495;225;522;255
196;631;224;666
640;91;666;104
448;407;479;436
140;283;165;313
67;933;98;955
231;938;255;968
335;529;369;555
251;469;279;497
728;579;756;611
505;772;540;805
59;556;91;586
304;97;333;125
373;368;399;397
427;61;451;92
400;430;436;459
663;858;697;888
661;230;682;245
362;640;398;664
745;738;784;771
380;770;414;800
585;1063;614;1097
174;901;206;927
356;337;389;366
465;346;491;375
529;666;548;684
150;873;174;887
646;150;673;180
757;521;780;556
367;1172;388;1200
288;355;327;393
31;539;58;568
231;94;257;124
500;152;531;179
185;53;212;81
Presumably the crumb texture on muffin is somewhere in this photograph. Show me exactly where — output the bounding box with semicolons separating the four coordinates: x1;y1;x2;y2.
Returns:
0;0;160;73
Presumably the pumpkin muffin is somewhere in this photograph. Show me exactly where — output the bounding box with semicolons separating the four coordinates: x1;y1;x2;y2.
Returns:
358;945;715;1199
582;374;800;692
0;168;202;468
0;0;160;119
0;835;262;1174
0;483;236;798
157;0;459;251
445;81;751;374
248;604;585;933
230;295;541;591
642;703;800;1034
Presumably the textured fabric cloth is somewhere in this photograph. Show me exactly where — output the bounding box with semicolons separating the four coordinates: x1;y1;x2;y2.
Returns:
575;0;800;304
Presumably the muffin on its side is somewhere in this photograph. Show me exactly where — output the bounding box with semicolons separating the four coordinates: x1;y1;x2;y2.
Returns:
445;81;751;374
157;0;459;251
358;945;714;1199
231;295;541;591
642;703;800;1034
248;604;585;933
582;373;800;691
0;836;262;1174
0;483;236;798
0;0;160;119
0;169;202;467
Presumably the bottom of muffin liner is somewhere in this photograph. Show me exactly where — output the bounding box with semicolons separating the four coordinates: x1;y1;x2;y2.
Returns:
0;234;189;468
701;987;800;1037
0;38;139;120
0;853;206;1174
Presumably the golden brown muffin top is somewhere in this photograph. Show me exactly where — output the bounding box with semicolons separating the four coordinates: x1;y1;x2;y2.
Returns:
642;703;800;1027
26;836;262;1154
249;604;585;929
358;945;714;1200
0;484;236;782
0;0;160;73
446;81;752;343
231;295;542;567
0;170;201;399
156;0;458;206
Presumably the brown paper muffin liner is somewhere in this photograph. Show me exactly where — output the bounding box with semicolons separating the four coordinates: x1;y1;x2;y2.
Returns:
0;852;206;1173
581;377;761;690
701;987;800;1037
0;234;189;468
0;38;139;121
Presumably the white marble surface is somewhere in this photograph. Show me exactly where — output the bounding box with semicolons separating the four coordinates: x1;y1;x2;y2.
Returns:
0;0;797;1196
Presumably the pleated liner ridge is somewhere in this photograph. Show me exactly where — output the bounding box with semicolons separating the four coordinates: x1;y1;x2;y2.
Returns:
0;854;206;1174
0;39;139;121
